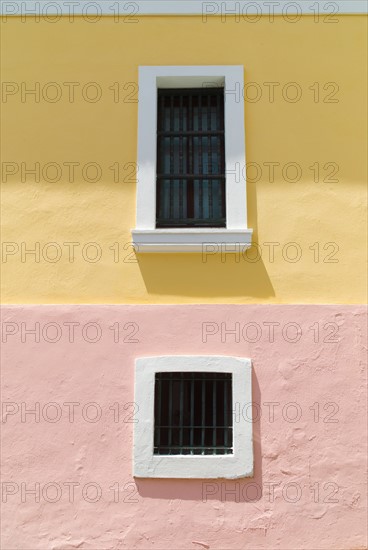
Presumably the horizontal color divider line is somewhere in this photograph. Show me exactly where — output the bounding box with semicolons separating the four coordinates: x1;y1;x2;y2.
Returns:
1;1;367;17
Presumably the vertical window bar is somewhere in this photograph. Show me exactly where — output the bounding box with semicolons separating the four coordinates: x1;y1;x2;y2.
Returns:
198;94;203;220
216;92;223;219
201;377;206;454
168;373;173;453
179;372;184;451
169;95;174;220
212;378;217;454
187;94;194;219
157;95;164;221
190;373;195;454
228;375;233;453
220;91;226;221
207;96;213;220
163;95;167;219
179;94;184;219
224;375;228;452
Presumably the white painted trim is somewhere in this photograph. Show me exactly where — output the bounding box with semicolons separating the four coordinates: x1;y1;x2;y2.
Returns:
134;355;253;479
1;1;366;16
133;65;252;253
132;228;252;253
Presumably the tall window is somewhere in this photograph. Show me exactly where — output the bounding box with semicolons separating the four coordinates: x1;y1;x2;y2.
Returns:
133;66;252;253
156;88;225;228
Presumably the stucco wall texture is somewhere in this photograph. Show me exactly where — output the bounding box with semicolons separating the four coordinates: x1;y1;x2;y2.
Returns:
1;10;367;550
1;15;367;304
1;305;367;550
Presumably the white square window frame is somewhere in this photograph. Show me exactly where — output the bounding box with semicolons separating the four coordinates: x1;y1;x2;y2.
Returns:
133;355;253;479
132;66;253;253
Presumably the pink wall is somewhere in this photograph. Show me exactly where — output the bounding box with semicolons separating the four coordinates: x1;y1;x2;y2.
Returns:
1;305;367;550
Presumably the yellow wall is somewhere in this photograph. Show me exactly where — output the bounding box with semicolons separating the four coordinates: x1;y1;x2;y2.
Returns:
1;15;367;304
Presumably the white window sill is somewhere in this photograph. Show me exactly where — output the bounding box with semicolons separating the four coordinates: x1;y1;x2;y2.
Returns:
131;228;253;253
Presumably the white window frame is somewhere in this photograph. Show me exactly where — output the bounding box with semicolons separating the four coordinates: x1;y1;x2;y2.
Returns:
132;66;253;253
133;355;253;479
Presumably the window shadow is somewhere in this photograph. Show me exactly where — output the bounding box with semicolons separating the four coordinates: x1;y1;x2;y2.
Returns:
136;253;273;299
135;369;262;503
135;181;274;299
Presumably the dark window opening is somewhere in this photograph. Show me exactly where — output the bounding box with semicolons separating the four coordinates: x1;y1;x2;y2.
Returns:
156;88;226;228
154;372;233;455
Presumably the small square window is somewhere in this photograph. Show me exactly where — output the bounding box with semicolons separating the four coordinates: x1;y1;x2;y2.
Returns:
134;356;253;479
154;372;232;455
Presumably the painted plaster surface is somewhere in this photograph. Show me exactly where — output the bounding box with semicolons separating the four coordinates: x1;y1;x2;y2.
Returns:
1;15;367;304
1;305;366;549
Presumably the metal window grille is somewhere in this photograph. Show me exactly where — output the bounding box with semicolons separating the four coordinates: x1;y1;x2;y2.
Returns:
154;372;233;455
156;88;226;228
